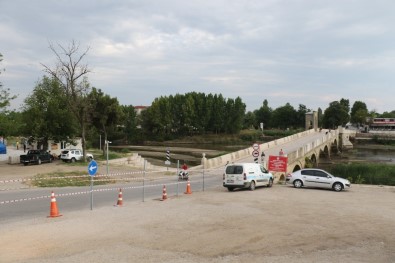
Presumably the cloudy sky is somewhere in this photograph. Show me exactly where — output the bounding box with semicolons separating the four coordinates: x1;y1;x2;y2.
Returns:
1;0;395;113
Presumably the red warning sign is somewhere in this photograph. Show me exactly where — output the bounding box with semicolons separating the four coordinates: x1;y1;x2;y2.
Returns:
268;155;288;172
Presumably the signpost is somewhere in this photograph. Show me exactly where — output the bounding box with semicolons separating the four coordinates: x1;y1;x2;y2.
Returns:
165;148;171;165
88;160;98;210
252;143;260;163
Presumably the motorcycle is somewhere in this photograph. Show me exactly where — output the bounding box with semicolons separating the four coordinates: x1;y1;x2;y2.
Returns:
178;169;189;180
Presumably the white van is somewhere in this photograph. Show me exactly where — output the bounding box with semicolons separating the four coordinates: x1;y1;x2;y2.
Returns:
223;163;274;191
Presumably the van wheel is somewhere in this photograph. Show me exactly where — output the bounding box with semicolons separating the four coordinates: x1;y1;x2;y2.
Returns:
267;178;273;187
71;158;76;163
227;187;234;192
249;181;256;191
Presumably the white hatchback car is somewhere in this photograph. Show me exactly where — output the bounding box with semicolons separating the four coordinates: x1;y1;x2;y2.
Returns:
286;168;351;192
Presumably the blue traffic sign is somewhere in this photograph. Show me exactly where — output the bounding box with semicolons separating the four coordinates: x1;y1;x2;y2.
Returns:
88;160;98;176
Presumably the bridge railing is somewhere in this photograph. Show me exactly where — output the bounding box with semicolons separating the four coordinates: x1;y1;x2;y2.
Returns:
201;129;320;169
286;129;338;165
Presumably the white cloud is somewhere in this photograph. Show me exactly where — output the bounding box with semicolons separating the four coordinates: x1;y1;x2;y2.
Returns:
2;0;395;113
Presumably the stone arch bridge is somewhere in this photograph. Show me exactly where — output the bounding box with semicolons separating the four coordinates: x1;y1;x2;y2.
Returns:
201;128;347;181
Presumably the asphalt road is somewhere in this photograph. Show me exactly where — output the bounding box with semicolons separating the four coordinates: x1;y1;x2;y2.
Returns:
0;169;223;223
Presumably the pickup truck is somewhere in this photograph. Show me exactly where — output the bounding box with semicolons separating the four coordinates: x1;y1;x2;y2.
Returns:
20;150;53;166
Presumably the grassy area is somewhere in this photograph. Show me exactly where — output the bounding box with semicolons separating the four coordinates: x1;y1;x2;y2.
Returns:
328;163;395;186
30;171;116;187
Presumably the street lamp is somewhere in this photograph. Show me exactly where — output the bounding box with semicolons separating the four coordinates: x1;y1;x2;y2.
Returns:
106;140;112;175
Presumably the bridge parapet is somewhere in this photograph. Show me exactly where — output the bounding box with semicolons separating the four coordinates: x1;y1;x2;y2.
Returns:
202;129;319;169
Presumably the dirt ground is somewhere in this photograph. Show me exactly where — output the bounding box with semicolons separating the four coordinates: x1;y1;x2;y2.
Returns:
0;160;394;263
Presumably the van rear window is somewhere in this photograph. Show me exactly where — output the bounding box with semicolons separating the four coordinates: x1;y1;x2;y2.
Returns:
226;165;243;174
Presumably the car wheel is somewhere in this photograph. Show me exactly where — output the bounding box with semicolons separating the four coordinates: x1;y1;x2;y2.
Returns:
49;158;53;163
293;180;303;188
23;163;28;166
267;178;273;187
37;159;41;165
71;158;76;163
249;181;256;191
227;187;234;192
333;182;343;192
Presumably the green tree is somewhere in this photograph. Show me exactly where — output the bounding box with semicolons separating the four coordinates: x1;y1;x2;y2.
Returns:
350;101;368;125
209;94;226;134
322;100;350;128
254;99;272;129
243;111;256;129
0;111;23;137
21;76;78;148
271;103;297;129
120;105;138;144
227;96;246;134
380;111;395;118
87;88;122;155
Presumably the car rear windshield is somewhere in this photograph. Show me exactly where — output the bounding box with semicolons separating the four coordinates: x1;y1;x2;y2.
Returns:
226;165;243;174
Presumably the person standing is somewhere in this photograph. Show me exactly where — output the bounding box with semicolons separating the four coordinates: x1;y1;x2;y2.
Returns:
261;151;265;163
279;149;284;156
16;141;19;150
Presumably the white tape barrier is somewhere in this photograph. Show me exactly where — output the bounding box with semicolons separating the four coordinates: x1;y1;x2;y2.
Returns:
0;179;209;205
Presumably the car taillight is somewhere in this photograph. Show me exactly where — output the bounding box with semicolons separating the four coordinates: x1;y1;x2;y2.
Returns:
286;174;292;178
243;173;246;180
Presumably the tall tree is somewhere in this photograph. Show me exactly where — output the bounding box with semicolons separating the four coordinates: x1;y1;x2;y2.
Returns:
350;101;368;126
254;99;272;129
41;41;91;159
271;103;297;129
87;88;122;155
120;105;138;144
243;111;256;129
322;100;350;128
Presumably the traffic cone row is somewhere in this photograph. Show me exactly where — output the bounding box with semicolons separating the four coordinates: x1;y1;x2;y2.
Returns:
161;185;168;201
47;181;193;217
48;191;62;218
115;188;123;207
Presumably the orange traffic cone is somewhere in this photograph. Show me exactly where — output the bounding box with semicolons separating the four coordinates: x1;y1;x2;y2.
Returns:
48;191;62;218
161;185;167;201
115;188;123;206
184;180;192;194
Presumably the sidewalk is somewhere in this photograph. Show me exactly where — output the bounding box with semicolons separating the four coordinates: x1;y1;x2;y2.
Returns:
0;146;25;163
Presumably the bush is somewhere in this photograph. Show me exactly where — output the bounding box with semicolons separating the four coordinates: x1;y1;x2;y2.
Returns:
329;163;395;186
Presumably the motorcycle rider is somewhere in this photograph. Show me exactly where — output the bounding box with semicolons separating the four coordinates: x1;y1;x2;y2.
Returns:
179;162;189;180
